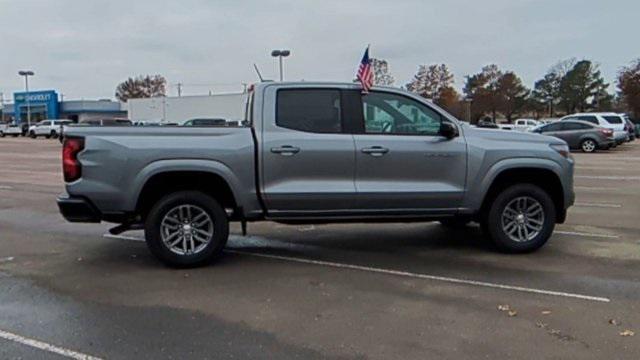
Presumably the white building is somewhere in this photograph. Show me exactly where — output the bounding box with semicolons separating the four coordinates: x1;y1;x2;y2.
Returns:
127;93;247;124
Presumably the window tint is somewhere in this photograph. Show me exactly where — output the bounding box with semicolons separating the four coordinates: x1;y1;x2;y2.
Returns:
276;89;342;133
603;115;623;124
563;122;591;130
362;92;442;135
576;115;598;124
542;123;563;132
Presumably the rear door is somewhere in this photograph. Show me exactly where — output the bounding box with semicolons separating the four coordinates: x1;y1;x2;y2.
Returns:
261;87;357;215
351;90;467;212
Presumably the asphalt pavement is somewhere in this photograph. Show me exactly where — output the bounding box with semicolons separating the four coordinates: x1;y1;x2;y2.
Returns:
0;137;639;359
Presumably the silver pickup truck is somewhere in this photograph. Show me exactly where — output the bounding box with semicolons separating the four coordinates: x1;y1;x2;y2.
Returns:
58;82;574;267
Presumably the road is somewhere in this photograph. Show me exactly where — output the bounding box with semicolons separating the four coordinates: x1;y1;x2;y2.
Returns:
0;137;639;359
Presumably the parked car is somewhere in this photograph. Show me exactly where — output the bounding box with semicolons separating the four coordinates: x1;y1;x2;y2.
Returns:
28;119;73;138
183;118;228;126
476;119;499;129
621;115;636;141
79;118;132;126
560;113;627;145
0;123;22;137
58;82;575;267
531;120;614;152
513;118;541;132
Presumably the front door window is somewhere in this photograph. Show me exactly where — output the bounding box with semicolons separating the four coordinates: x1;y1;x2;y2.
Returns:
362;92;442;136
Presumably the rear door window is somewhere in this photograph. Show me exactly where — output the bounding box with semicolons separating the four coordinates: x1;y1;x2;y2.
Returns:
576;115;598;124
276;89;342;133
563;122;591;130
542;123;563;132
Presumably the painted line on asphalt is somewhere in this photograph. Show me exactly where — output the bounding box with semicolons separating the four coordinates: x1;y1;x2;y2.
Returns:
0;256;15;263
0;329;102;360
554;231;619;239
575;175;640;180
575;166;625;171
103;233;144;242
575;186;619;191
104;233;612;302
575;202;622;208
0;185;13;190
225;250;611;303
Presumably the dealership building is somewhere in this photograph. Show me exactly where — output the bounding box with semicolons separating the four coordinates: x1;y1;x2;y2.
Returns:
0;89;125;124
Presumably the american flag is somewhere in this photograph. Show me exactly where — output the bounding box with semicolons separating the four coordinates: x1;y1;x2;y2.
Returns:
357;46;374;93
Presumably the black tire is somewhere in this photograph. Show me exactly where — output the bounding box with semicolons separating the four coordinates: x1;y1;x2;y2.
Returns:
144;191;229;268
580;138;597;153
50;130;58;139
481;184;556;253
439;217;471;228
0;131;4;138
29;131;36;138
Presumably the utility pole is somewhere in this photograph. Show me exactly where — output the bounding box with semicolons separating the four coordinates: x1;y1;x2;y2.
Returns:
176;83;183;97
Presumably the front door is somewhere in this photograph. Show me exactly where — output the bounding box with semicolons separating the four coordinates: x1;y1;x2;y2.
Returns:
261;87;356;216
352;91;467;213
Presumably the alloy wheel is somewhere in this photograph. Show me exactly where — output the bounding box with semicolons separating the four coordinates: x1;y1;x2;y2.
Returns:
160;204;214;255
500;196;545;243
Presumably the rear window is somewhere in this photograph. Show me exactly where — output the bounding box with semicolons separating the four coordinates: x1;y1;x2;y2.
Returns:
603;116;623;124
276;89;342;133
542;123;563;132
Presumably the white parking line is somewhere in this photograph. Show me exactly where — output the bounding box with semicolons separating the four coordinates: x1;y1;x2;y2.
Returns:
554;231;619;239
0;256;15;263
575;186;618;191
103;233;144;242
0;185;13;190
0;329;102;360
104;233;612;302
575;175;640;180
225;250;611;303
575;202;622;208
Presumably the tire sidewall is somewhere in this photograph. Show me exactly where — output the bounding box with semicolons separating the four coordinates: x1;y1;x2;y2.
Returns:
485;184;556;253
145;191;229;267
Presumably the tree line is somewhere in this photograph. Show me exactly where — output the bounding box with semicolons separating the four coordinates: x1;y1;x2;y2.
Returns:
372;58;640;123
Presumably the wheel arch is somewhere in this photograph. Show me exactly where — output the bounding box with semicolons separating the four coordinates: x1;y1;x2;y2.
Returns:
131;160;243;221
480;166;565;223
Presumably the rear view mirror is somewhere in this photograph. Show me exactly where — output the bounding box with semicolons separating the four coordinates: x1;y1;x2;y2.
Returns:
440;122;458;139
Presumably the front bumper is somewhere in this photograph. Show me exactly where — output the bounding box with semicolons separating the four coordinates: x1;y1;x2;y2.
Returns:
57;194;101;223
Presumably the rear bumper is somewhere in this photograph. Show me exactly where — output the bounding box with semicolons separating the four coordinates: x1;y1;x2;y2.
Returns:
57;194;101;223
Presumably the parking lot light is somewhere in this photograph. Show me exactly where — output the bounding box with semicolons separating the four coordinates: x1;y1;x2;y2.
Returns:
18;70;35;129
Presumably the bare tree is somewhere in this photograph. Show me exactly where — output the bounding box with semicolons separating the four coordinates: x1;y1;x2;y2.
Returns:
115;75;167;102
406;64;455;100
371;58;395;86
618;59;640;119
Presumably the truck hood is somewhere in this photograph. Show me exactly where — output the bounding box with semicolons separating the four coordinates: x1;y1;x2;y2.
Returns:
462;123;565;145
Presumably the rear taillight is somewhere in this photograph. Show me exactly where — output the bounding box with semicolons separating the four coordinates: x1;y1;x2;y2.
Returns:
600;128;613;138
63;137;84;182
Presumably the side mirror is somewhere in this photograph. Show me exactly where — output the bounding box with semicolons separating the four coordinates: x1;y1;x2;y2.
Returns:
440;122;458;139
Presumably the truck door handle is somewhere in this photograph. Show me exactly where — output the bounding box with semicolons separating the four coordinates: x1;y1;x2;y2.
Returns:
361;146;389;156
271;145;300;156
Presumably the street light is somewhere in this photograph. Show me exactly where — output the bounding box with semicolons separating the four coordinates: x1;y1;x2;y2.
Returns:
271;49;290;81
18;70;35;128
463;96;473;123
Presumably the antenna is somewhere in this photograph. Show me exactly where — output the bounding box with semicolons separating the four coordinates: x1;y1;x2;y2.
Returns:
253;63;264;82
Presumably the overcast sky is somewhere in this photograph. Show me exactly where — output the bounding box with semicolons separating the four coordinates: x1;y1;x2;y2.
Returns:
1;0;638;101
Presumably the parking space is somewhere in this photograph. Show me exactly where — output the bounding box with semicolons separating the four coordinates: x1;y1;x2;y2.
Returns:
0;137;639;359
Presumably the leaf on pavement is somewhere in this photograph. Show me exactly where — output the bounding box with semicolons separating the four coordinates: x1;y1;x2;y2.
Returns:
620;330;635;337
508;310;518;317
497;304;510;311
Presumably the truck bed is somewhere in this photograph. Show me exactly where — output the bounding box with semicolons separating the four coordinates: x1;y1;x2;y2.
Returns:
63;125;259;217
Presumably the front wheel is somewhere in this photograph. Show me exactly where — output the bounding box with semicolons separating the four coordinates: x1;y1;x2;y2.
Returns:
144;191;229;268
580;139;597;153
29;131;36;138
481;184;556;253
0;131;4;138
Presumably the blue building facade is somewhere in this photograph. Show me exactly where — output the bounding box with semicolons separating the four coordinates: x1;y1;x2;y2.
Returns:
13;90;60;124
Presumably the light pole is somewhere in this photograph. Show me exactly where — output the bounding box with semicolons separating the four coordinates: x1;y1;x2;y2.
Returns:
271;49;290;81
18;70;35;128
463;97;472;123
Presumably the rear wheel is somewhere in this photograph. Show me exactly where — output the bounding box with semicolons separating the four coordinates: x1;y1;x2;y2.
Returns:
29;131;36;138
0;131;4;138
145;191;229;268
50;130;58;139
481;184;555;253
580;139;596;153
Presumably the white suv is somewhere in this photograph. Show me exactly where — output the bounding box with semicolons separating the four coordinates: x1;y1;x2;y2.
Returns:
560;113;628;145
513;118;541;132
28;119;73;139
